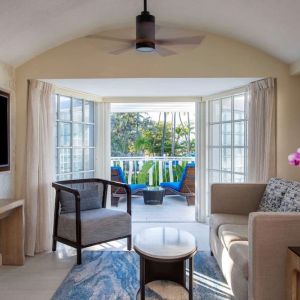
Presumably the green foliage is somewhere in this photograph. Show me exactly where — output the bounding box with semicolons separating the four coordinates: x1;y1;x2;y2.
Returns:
137;161;153;184
111;112;195;157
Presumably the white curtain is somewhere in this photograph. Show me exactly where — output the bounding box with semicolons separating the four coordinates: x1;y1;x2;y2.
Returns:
248;78;276;182
25;80;55;256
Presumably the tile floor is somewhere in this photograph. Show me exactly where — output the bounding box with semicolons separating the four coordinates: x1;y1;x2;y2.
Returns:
0;220;209;299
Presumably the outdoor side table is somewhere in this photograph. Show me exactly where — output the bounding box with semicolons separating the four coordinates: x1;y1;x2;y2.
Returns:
142;187;165;205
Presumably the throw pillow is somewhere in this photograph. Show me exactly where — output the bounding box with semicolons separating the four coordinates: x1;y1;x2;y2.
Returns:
258;177;292;212
60;187;101;214
278;182;300;212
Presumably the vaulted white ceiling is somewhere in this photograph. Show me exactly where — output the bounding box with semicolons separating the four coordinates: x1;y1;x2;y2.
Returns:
1;0;300;67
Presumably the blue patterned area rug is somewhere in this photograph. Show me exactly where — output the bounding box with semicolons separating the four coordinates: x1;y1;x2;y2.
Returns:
52;251;233;300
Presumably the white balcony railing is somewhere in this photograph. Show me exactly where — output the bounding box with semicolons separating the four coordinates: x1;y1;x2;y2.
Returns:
111;156;195;186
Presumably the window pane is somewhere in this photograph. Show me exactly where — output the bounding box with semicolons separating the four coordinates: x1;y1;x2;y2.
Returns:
209;148;220;170
73;99;83;122
234;174;245;182
234;121;245;146
221;172;232;182
58;149;71;173
57;174;71;181
222;97;232;121
209;171;220;184
222;148;231;171
84;148;94;171
72;172;84;180
59;122;71;146
84;125;94;147
73;149;83;172
84;171;95;179
59;96;71;121
73;124;83;146
234;94;245;120
210;124;220;146
210;100;220;123
85;101;94;123
234;148;245;173
222;123;231;146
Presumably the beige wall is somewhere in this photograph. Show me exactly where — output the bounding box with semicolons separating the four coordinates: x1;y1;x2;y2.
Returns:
0;62;16;198
15;32;300;195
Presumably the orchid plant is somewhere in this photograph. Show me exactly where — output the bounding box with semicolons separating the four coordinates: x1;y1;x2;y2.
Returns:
288;148;300;167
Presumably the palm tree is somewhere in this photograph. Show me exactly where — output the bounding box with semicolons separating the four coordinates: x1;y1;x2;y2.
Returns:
161;112;167;156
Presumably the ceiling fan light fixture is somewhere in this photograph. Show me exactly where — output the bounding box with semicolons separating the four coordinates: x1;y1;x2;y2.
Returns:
136;7;155;52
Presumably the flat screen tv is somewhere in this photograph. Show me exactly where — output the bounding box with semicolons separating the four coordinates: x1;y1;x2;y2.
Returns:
0;90;10;172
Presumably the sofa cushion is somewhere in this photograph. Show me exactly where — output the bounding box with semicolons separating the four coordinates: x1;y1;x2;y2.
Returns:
210;213;249;235
57;208;131;246
60;187;101;214
258;177;292;212
278;182;300;212
218;224;248;250
228;241;249;279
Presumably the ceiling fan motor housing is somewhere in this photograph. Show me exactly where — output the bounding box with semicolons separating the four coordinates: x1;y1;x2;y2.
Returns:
136;11;155;51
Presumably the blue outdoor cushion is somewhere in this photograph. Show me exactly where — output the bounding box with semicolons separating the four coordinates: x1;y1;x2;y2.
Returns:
160;181;181;191
129;183;147;193
111;166;126;184
160;163;195;192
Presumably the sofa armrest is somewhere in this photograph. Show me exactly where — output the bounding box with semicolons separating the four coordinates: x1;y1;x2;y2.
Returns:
210;183;266;215
248;212;300;300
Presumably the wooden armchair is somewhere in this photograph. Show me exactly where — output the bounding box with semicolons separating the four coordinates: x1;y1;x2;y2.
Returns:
52;178;132;264
160;164;195;206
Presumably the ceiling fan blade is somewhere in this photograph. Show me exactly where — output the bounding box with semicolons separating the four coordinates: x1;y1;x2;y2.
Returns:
156;35;204;46
86;34;134;43
109;45;134;55
155;46;177;57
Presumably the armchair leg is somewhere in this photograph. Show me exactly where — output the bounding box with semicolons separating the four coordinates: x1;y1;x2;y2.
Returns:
77;248;82;265
186;196;195;206
127;236;132;251
52;238;57;252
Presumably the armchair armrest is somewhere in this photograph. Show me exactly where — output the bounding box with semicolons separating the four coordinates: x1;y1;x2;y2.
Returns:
211;183;266;215
248;212;300;300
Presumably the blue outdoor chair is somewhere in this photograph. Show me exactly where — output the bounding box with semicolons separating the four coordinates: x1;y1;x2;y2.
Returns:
160;163;195;206
111;166;147;206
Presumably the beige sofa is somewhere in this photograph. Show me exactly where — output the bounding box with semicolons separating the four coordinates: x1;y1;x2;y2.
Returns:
209;183;300;300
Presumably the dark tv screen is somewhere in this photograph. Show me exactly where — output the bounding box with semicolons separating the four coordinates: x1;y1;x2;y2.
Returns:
0;92;9;171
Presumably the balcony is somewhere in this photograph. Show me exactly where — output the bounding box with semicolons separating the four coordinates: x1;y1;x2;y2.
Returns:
111;156;196;222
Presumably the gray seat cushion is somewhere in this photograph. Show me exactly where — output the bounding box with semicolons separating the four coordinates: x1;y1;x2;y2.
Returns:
279;182;300;212
57;208;131;246
218;224;248;250
258;177;292;212
60;187;101;214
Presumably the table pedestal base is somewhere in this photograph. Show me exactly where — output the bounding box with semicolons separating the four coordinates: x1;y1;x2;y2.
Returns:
139;256;194;300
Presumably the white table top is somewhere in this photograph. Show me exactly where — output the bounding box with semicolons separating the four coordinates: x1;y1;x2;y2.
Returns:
134;227;197;260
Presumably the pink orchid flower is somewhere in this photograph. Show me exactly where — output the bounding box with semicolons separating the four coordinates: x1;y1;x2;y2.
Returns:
288;148;300;167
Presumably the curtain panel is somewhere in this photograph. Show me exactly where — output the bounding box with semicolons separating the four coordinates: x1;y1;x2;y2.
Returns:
25;80;55;256
248;78;276;182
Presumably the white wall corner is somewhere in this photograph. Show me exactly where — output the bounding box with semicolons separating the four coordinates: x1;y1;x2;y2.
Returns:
290;59;300;75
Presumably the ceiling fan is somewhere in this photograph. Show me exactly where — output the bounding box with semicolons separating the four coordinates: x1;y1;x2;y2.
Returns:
86;0;204;56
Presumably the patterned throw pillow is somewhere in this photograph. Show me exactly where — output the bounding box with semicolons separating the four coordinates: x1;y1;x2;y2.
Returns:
279;183;300;212
258;177;292;212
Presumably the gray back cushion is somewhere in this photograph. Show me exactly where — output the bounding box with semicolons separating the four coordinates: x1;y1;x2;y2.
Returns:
258;177;292;212
60;187;101;214
279;182;300;212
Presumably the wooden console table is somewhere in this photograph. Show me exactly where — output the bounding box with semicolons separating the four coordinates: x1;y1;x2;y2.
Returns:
0;199;25;265
287;247;300;300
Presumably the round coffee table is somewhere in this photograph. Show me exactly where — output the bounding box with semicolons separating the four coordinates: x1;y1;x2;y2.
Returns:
134;227;197;300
